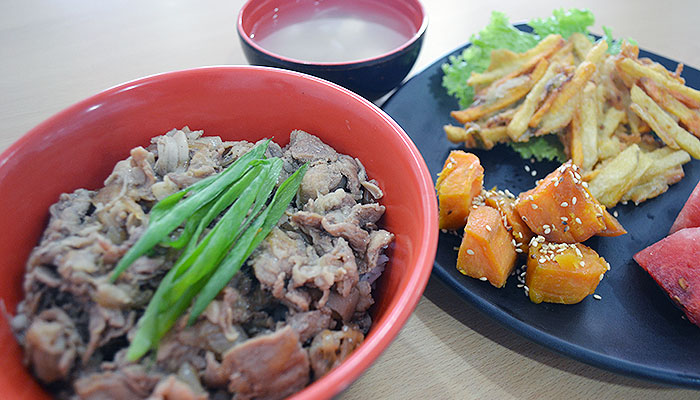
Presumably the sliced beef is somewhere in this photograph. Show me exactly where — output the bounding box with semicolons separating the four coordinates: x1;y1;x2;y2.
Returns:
24;308;84;383
286;129;338;164
149;375;208;400
284;309;333;343
74;366;161;400
205;326;310;400
308;327;364;379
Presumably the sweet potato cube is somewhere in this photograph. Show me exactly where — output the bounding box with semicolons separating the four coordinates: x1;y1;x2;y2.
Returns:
526;238;610;304
483;189;534;248
515;160;622;243
456;205;517;288
598;207;627;237
436;151;484;230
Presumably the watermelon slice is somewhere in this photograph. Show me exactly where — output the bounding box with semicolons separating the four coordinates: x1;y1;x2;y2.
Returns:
670;179;700;234
634;227;700;327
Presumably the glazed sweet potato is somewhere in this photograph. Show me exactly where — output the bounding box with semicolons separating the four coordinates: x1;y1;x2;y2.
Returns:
456;205;517;288
515;160;625;243
598;207;628;237
525;237;610;304
483;189;534;248
436;151;484;230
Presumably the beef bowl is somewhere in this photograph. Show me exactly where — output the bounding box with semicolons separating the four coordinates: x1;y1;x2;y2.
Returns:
0;66;438;399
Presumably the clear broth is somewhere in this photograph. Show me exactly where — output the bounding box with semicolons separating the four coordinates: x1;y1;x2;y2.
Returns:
254;5;413;63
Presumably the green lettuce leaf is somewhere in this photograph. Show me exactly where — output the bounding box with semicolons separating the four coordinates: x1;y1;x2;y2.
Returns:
507;136;566;162
527;8;594;39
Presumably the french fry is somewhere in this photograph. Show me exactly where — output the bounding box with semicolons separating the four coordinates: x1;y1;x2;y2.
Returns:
507;61;561;140
580;83;599;170
570;104;583;165
583;40;609;66
620;41;639;59
639;78;700;137
588;144;652;208
531;42;606;136
550;41;575;65
641;147;691;181
622;161;686;205
630;85;700;158
467;34;564;88
444;124;509;150
478;126;510;149
597;135;623;160
618;58;700;107
599;107;626;138
467;49;526;90
452;59;549;124
445;124;473;144
570;32;593;61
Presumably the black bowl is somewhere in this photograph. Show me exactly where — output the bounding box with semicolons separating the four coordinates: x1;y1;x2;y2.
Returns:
237;0;427;101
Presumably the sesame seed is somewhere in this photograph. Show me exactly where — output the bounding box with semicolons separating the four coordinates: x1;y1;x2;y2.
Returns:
517;284;524;288
515;248;523;253
522;216;528;222
531;203;538;210
579;261;585;267
561;216;568;222
572;197;577;205
485;225;492;232
561;201;568;207
599;273;604;281
511;239;516;246
441;229;448;233
544;228;551;234
575;217;582;224
524;165;530;172
479;277;488;281
593;294;602;300
538;257;546;263
613;210;619;218
531;170;537;176
466;249;475;255
582;181;589;188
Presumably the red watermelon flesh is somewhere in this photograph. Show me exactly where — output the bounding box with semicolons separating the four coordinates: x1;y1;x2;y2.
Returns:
670;179;700;234
633;227;700;327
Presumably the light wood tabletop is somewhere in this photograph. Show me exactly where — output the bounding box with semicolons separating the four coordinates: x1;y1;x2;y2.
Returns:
2;1;699;399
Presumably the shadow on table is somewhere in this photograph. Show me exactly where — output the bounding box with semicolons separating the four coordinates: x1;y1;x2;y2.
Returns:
421;274;682;393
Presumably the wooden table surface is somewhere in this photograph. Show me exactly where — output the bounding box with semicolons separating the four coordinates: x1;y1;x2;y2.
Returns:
2;1;699;399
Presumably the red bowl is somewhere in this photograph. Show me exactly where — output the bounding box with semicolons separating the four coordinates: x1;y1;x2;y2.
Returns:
237;0;428;101
0;66;438;399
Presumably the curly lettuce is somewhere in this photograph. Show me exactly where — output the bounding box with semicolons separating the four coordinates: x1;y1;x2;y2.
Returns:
441;9;598;162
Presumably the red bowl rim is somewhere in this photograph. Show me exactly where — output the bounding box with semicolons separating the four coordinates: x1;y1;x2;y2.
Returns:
236;0;428;67
2;65;438;399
